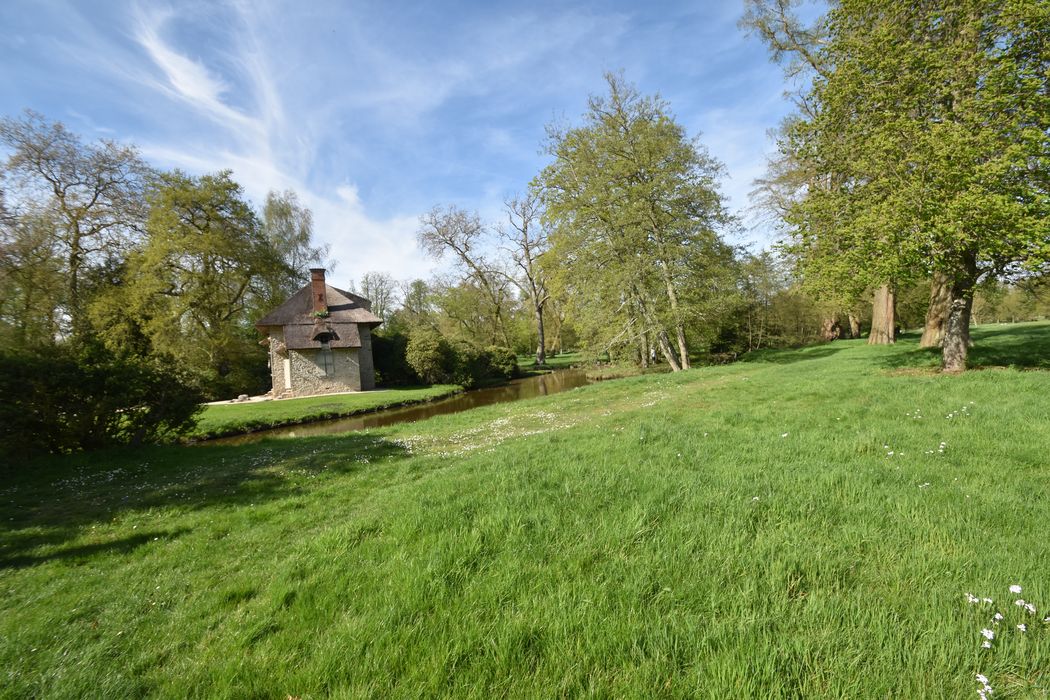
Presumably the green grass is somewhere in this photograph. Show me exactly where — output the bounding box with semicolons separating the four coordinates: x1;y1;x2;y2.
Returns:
190;384;462;439
3;323;1049;698
517;351;584;371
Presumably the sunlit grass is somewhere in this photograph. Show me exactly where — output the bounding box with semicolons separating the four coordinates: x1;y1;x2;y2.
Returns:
190;384;461;439
2;323;1048;697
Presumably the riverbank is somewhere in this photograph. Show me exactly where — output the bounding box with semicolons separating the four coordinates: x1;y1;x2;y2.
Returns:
3;323;1048;696
189;384;462;440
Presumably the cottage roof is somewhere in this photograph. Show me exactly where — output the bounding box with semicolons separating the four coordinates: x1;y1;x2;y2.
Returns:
255;283;383;328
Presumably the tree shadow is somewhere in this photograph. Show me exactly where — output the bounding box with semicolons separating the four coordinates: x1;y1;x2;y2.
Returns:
0;431;411;567
1;528;191;570
876;323;1050;371
968;323;1050;369
740;343;847;365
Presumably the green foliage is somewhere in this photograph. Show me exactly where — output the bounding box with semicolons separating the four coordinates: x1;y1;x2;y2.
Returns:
2;323;1048;696
484;345;520;380
405;328;521;387
93;170;289;399
0;342;202;456
775;0;1050;366
537;73;732;368
0;111;151;341
371;330;421;386
405;328;458;385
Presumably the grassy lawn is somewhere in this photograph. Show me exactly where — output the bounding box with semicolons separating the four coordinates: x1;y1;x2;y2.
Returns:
2;323;1049;697
517;351;585;372
190;384;462;439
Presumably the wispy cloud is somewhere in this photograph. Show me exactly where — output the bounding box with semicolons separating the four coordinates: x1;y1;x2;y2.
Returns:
2;0;799;282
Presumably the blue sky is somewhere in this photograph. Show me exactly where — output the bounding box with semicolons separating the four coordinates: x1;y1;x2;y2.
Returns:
0;0;815;285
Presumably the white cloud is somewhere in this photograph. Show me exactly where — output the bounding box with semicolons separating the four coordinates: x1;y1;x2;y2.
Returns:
127;1;436;287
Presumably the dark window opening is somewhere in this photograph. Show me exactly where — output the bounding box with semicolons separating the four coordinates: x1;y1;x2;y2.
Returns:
319;342;335;375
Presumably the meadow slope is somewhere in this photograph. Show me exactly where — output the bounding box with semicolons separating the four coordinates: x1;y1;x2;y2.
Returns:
2;323;1049;698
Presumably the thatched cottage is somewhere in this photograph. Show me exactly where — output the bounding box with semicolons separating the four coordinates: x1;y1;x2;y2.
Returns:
256;269;382;398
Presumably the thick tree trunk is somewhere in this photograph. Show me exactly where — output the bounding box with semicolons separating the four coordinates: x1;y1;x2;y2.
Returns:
632;284;681;371
675;324;690;370
820;313;842;341
534;304;546;365
847;313;861;339
942;266;976;373
868;284;896;345
637;332;649;368
656;329;681;371
660;265;690;369
920;271;952;348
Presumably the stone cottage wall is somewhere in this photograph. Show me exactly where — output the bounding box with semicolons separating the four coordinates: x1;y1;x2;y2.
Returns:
287;347;362;396
267;329;287;395
359;325;375;390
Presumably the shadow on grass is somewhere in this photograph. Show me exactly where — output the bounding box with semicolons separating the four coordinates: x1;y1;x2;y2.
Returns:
875;323;1050;370
1;528;191;569
968;323;1050;369
0;431;411;568
740;343;847;365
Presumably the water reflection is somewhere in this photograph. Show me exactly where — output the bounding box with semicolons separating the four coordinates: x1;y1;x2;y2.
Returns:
206;369;592;446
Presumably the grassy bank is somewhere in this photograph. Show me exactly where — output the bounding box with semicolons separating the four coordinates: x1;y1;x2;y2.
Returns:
2;323;1049;697
517;350;584;373
190;384;461;439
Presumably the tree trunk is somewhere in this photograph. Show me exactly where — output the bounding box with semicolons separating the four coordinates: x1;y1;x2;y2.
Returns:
660;264;690;369
942;267;976;372
920;271;951;348
632;284;681;371
868;284;896;345
638;331;649;368
820;313;842;341
847;313;861;339
656;329;681;371
534;303;546;365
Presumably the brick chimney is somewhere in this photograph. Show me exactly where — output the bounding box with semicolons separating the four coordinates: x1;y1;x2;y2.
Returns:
310;268;328;314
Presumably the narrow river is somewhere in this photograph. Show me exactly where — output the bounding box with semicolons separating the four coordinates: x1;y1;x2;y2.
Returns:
206;369;593;446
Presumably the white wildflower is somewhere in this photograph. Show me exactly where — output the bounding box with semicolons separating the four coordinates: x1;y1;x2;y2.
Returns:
981;628;995;640
983;598;993;604
1024;603;1036;614
1009;585;1022;594
781;433;789;438
976;674;988;684
992;612;1003;622
982;640;992;648
966;593;980;604
1017;624;1027;632
1015;599;1026;607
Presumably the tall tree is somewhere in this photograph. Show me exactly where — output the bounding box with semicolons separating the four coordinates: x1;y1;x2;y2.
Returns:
417;205;512;346
260;189;328;306
116;170;288;395
744;2;902;345
782;0;1049;370
357;271;398;319
0;199;64;347
0;111;151;337
537;73;731;370
497;192;551;365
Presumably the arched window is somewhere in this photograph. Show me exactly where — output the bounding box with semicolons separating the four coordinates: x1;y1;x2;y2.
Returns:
318;342;335;375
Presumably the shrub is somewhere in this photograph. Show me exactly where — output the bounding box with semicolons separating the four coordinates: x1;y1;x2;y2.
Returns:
405;329;457;385
0;343;204;457
405;331;521;388
485;346;520;380
371;330;421;386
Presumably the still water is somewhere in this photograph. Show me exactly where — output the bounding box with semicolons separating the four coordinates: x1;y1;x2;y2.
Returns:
207;369;593;446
